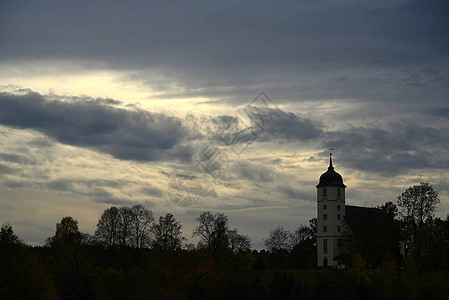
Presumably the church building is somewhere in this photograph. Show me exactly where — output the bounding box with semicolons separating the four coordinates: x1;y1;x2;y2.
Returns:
316;153;398;267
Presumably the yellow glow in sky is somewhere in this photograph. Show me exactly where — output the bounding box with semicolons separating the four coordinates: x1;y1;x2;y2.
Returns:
0;60;233;116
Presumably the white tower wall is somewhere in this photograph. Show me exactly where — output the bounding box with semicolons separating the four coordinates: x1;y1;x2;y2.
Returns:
316;154;346;267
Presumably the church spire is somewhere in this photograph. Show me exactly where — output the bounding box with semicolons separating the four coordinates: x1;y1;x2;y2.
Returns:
328;148;334;171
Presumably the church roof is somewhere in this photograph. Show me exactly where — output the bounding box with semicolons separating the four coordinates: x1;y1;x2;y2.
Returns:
345;205;387;228
344;205;389;243
316;154;346;188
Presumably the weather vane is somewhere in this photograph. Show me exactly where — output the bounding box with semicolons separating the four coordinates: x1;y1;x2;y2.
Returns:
329;147;334;156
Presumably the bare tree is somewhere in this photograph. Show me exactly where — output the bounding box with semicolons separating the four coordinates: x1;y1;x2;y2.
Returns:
192;211;229;250
95;205;155;249
228;228;251;254
118;206;133;247
94;206;120;247
212;213;228;250
290;218;317;249
264;226;290;269
289;224;313;249
193;211;214;249
152;213;186;251
130;205;154;249
397;182;440;228
264;226;290;254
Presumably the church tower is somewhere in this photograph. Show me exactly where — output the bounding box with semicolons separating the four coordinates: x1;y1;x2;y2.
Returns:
316;152;346;267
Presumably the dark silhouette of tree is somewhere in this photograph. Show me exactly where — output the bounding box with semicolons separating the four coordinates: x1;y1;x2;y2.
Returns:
46;216;87;249
193;211;229;251
152;213;186;251
413;216;449;270
45;216;94;300
378;201;403;263
212;213;229;250
397;182;439;227
228;228;251;254
94;205;155;249
94;206;120;247
397;182;440;257
0;223;22;245
193;211;214;249
0;224;57;299
118;206;133;247
380;201;399;220
289;218;318;268
129;204;154;249
290;224;313;249
265;226;290;254
45;217;87;261
264;226;290;269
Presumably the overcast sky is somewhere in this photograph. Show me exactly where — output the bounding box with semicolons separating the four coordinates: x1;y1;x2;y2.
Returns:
0;0;448;248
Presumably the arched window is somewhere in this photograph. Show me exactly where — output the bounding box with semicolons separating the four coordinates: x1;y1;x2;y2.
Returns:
323;188;327;197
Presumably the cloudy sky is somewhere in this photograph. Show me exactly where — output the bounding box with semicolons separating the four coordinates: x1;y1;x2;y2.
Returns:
0;0;448;248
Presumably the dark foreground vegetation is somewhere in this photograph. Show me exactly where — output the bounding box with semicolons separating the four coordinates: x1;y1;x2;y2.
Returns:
1;182;449;299
2;230;449;300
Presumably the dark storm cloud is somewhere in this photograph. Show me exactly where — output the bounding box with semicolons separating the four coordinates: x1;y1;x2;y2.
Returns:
187;107;323;145
3;0;446;66
241;107;323;141
379;0;449;45
321;123;449;174
185;114;239;140
423;108;449;119
1;0;448;105
0;92;190;162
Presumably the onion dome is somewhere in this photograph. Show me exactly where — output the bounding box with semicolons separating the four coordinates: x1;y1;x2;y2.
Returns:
316;154;346;188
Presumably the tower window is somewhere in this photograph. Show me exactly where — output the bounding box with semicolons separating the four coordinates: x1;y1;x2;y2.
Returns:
323;205;327;210
323;239;327;254
323;226;327;233
337;226;341;233
337;205;341;212
323;214;327;221
323;188;327;197
337;214;341;220
337;188;341;197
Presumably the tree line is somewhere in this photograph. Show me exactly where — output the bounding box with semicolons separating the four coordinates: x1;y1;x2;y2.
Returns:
1;182;449;299
91;206;251;253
